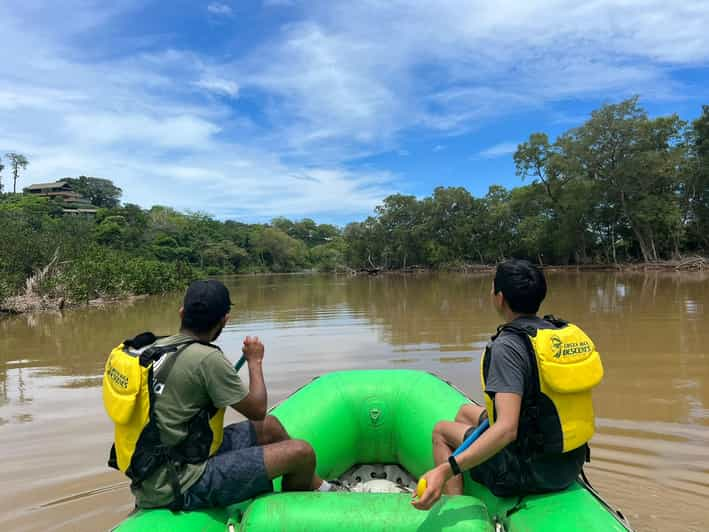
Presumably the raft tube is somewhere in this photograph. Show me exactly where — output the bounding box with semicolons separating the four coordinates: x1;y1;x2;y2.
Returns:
113;370;632;531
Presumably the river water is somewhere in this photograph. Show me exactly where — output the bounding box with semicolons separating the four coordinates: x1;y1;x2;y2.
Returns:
0;272;707;531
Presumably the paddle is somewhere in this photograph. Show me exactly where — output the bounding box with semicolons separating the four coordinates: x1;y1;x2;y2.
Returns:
235;354;246;372
415;417;490;497
453;418;490;458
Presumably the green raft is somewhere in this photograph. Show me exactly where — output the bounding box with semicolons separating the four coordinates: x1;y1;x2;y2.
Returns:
112;370;632;531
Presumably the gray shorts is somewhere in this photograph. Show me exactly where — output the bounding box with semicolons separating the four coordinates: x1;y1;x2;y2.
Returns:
182;421;273;509
467;426;586;497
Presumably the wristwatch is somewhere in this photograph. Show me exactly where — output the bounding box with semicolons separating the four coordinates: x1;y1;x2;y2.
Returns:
448;455;462;476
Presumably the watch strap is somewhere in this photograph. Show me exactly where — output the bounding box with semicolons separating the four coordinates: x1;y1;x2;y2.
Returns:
448;455;462;476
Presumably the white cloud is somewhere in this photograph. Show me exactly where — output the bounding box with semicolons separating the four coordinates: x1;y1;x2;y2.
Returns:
207;2;232;16
194;77;240;97
232;1;709;149
433;145;445;152
235;23;405;157
1;0;709;221
478;142;520;159
64;113;221;149
0;1;396;221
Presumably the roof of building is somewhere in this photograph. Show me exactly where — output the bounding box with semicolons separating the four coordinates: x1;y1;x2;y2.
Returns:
24;180;70;191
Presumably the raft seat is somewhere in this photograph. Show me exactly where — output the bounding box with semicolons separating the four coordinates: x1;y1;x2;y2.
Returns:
239;492;493;532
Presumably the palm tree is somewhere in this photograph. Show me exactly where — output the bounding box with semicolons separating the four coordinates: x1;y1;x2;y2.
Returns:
5;152;29;193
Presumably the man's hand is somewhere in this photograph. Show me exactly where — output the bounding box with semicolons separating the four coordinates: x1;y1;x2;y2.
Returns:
232;336;267;420
411;463;452;510
242;336;264;365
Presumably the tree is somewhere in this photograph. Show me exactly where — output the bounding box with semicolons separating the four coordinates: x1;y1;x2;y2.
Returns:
684;105;709;250
64;176;122;208
419;187;478;265
251;227;308;272
375;194;423;269
0;154;4;193
202;240;248;272
5;152;29;194
569;98;685;261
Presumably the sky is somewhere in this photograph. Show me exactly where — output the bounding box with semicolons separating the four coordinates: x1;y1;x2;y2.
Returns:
1;0;708;224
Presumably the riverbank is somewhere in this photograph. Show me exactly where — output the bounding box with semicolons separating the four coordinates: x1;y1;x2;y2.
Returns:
3;257;706;316
356;256;707;275
0;293;151;315
0;270;322;316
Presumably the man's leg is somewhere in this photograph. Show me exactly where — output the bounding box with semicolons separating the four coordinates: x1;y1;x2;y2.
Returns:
183;423;319;509
455;403;485;426
251;415;290;445
262;439;318;491
253;415;324;489
430;404;486;495
432;420;471;495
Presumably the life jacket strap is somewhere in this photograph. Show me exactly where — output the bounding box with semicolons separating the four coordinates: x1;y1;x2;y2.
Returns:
108;443;118;470
494;321;551;458
150;340;198;387
166;460;185;510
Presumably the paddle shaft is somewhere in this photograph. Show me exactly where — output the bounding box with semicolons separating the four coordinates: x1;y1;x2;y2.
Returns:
234;355;246;372
452;418;490;457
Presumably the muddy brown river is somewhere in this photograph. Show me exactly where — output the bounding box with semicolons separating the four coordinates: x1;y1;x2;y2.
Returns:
1;272;707;531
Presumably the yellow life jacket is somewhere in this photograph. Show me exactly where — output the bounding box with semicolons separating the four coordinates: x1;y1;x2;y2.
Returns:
102;332;225;504
480;316;603;455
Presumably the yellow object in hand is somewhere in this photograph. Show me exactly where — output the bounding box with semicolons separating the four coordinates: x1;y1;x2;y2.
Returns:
415;478;427;498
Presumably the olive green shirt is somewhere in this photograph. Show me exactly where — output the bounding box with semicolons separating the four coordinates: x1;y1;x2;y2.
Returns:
133;334;247;508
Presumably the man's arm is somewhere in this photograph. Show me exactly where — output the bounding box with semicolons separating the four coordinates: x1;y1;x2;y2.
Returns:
454;392;521;468
412;393;521;510
231;336;267;421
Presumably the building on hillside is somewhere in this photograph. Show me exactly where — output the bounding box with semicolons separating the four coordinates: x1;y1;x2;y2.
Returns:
24;180;98;214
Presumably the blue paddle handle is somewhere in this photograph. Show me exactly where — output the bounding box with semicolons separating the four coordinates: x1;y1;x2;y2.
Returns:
452;418;490;457
234;355;246;372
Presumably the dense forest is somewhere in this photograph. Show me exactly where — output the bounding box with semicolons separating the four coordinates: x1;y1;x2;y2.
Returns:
346;98;709;269
1;98;708;309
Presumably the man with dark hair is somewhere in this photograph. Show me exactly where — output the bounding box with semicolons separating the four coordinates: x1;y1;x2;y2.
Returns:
105;280;340;511
414;260;602;510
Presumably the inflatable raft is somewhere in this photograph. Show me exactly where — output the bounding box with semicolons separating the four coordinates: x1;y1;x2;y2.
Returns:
112;370;632;531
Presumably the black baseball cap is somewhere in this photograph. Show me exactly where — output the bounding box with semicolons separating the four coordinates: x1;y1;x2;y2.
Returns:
182;280;232;328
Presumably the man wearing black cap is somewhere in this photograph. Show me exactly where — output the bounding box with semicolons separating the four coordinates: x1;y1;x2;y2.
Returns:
131;279;332;510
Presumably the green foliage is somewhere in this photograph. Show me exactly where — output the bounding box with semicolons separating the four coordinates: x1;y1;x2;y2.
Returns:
2;98;708;310
0;195;92;293
51;246;194;302
0;188;351;308
684;105;709;250
250;227;308;272
310;240;347;272
64;176;123;208
342;99;707;267
0;276;10;305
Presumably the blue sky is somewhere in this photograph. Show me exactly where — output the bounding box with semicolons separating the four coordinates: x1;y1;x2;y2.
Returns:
1;1;708;224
